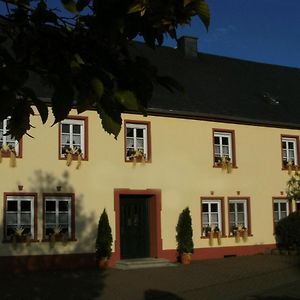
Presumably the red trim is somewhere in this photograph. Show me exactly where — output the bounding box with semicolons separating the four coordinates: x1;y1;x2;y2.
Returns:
212;128;237;168
58;116;89;161
113;189;162;261
42;193;76;241
227;197;252;235
124;120;152;163
3;193;38;242
280;134;300;170
200;197;226;236
160;244;276;262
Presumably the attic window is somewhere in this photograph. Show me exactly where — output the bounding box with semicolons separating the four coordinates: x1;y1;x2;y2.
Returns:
263;92;280;105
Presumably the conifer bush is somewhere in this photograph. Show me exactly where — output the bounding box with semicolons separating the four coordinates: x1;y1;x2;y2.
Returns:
95;209;113;259
176;207;194;254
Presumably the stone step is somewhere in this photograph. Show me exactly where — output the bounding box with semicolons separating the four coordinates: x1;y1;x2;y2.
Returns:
114;258;177;270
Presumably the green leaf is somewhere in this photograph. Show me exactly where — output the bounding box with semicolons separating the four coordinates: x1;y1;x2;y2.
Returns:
61;0;78;13
21;87;48;124
90;78;104;99
52;83;74;124
195;0;210;30
127;2;144;14
96;105;121;139
114;90;140;111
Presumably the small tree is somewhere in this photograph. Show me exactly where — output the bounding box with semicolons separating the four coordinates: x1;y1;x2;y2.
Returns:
96;209;113;260
286;172;300;201
176;207;194;254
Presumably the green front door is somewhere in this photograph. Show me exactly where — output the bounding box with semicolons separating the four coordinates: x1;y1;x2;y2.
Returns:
120;195;150;259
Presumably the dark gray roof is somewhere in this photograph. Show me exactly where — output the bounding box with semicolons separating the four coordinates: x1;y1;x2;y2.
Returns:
131;42;300;129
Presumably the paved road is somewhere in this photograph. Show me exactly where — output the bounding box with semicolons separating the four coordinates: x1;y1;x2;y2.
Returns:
2;254;300;300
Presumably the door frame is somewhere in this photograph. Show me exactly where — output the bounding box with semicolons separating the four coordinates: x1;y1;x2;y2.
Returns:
114;189;162;261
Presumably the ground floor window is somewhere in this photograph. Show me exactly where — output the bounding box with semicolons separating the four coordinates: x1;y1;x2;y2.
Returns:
43;194;75;240
201;199;223;236
4;194;37;241
273;199;289;226
228;198;250;235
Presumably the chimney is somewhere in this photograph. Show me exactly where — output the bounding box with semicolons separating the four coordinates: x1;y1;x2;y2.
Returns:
177;36;198;58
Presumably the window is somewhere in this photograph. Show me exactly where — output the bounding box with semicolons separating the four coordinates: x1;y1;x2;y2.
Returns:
0;118;20;156
273;199;289;226
201;199;223;236
228;199;250;235
43;194;75;240
213;130;236;166
59;118;87;159
4;194;37;241
281;136;299;168
125;121;151;162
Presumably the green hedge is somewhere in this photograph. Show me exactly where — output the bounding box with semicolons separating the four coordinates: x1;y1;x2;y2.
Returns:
275;211;300;249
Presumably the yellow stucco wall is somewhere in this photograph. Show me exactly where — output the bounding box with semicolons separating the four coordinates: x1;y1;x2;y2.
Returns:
0;108;297;256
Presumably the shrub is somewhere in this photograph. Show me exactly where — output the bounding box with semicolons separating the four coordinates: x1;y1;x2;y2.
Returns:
275;211;300;249
176;207;194;254
95;209;113;259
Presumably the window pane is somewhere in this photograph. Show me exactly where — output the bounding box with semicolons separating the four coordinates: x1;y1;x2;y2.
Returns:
202;203;208;213
46;201;56;212
222;145;229;155
229;212;235;224
281;211;287;219
21;201;31;211
62;134;70;145
6;213;17;224
273;203;279;211
20;213;31;224
202;213;209;225
282;141;286;149
58;213;68;224
59;201;69;212
211;213;218;223
72;134;81;145
136;139;144;149
45;213;56;224
237;203;244;212
222;137;229;145
214;145;220;155
73;124;81;134
62;124;70;133
288;142;294;150
229;203;235;212
237;213;245;224
214;136;220;144
280;203;287;212
7;201;17;211
126;128;134;137
136;129;144;138
211;203;218;212
126;137;134;148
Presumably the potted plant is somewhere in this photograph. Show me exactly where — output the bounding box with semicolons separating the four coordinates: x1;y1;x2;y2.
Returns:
176;207;194;264
95;209;113;269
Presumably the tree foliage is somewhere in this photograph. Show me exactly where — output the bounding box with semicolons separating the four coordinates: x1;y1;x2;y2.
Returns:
0;0;210;139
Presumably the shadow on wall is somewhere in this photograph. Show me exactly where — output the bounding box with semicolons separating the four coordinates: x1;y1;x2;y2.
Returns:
1;170;101;272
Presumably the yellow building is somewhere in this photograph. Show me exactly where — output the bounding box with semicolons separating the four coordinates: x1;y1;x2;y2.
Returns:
1;37;300;271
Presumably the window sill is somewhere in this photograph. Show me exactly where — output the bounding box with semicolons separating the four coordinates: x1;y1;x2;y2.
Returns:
227;234;253;238
125;158;152;163
213;165;238;169
201;234;227;239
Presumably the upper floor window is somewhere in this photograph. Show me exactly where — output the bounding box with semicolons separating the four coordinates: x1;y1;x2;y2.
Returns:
281;136;299;168
201;199;223;236
0;118;20;157
273;199;289;226
59;118;87;160
213;129;236;167
125;121;151;162
4;194;37;242
43;194;75;240
228;198;250;235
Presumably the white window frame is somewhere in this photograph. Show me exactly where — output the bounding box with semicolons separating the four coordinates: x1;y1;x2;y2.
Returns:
44;196;72;239
214;131;232;161
282;137;298;165
273;199;289;225
60;119;85;158
0;117;19;155
228;199;248;234
5;195;34;239
201;200;222;235
125;123;148;160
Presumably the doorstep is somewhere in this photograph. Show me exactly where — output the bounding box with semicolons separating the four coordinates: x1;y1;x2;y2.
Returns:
114;258;177;270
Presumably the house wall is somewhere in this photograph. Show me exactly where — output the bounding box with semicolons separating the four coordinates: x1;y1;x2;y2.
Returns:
0;108;297;269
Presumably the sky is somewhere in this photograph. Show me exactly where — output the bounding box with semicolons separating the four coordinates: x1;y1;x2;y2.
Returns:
168;0;300;69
